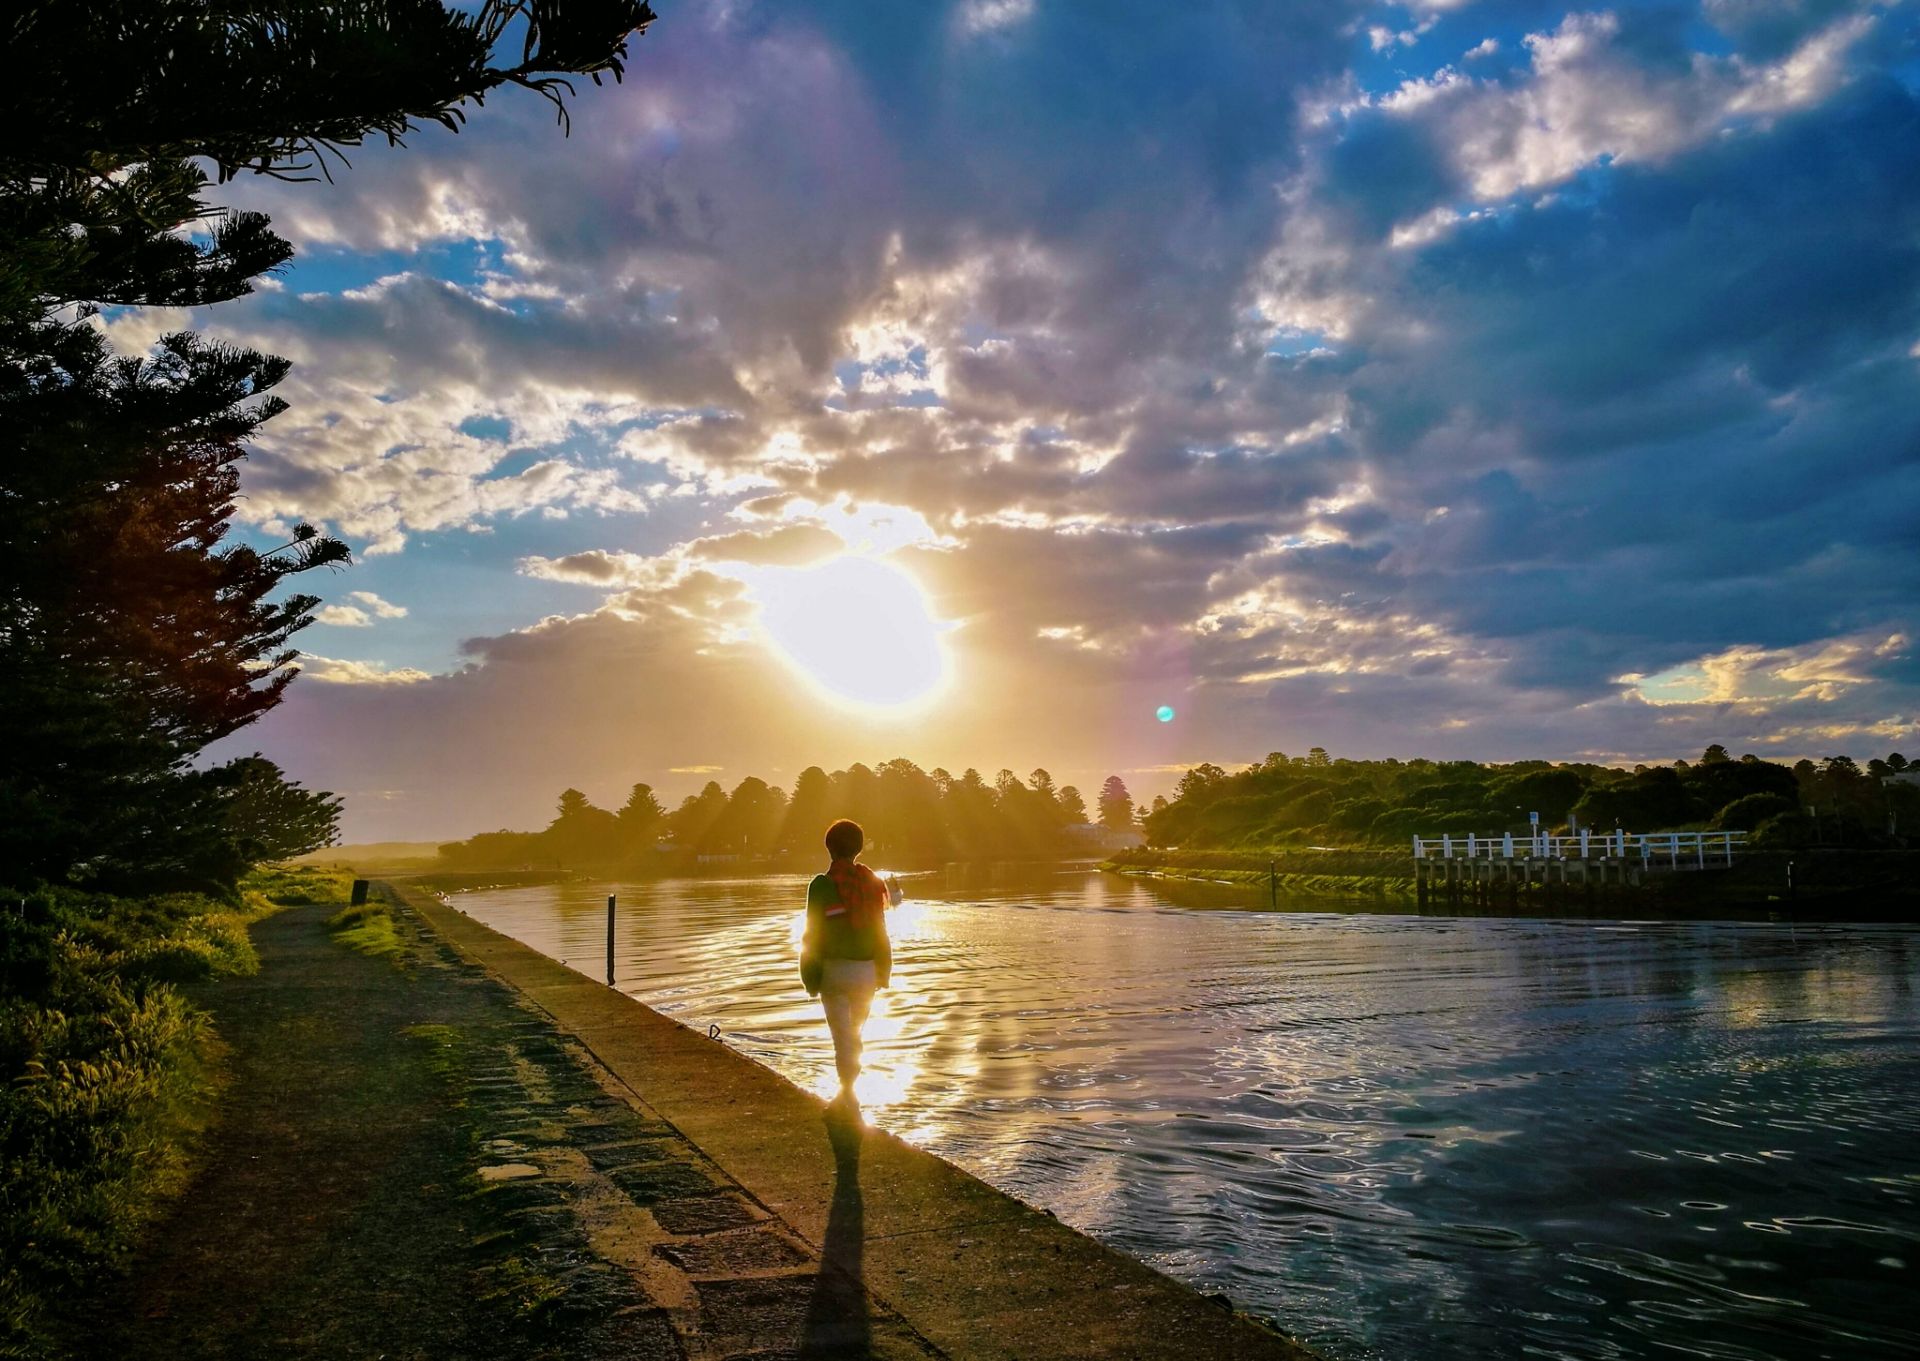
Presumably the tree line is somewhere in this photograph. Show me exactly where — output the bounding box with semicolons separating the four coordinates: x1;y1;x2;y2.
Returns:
1140;745;1920;853
0;2;651;895
438;763;1146;871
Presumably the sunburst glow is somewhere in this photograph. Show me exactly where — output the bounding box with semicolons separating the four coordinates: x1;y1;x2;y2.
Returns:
753;555;951;710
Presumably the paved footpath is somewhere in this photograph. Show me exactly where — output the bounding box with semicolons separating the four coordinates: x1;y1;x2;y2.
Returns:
64;885;1320;1360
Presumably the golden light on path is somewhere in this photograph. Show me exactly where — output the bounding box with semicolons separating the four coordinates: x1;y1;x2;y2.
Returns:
752;555;951;711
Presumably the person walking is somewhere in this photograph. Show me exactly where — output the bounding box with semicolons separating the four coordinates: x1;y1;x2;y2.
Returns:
800;819;900;1093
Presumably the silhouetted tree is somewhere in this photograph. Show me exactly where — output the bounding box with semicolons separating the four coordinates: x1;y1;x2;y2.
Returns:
1;0;653;889
545;788;616;865
877;759;949;862
1569;768;1703;831
1492;768;1586;824
701;777;787;855
1098;776;1134;833
667;782;731;849
615;782;664;858
781;766;834;853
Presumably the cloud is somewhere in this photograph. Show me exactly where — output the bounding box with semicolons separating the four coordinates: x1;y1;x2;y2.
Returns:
956;0;1034;37
297;655;435;685
315;590;411;626
520;549;662;586
1319;6;1880;227
686;523;847;566
163;0;1920;837
1623;631;1912;707
349;590;409;619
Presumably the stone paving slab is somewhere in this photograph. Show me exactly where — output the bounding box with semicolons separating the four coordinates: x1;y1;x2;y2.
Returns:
395;882;1323;1361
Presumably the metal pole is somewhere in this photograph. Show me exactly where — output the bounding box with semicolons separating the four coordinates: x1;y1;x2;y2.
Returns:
606;894;616;987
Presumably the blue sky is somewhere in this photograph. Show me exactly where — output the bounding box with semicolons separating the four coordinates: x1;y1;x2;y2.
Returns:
125;0;1920;840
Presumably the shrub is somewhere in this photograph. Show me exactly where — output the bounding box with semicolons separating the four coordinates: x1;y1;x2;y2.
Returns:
0;880;290;1355
1751;812;1816;848
1712;793;1797;833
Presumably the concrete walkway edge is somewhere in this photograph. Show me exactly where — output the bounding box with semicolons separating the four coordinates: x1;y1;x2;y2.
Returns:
392;882;1322;1361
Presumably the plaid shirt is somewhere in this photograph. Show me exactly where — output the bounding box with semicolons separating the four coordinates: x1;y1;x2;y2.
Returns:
824;857;887;931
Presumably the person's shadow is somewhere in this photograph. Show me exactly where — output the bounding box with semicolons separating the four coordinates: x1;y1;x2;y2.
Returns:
799;1091;870;1357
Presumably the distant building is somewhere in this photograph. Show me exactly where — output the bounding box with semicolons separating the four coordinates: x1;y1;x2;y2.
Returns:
1887;770;1920;789
1064;822;1145;852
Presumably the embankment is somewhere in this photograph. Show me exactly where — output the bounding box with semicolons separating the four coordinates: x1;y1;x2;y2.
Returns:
1101;847;1417;900
394;880;1324;1359
1104;846;1920;919
390;868;582;893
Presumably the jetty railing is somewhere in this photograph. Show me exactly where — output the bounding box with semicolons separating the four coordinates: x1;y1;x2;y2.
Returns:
1412;829;1745;871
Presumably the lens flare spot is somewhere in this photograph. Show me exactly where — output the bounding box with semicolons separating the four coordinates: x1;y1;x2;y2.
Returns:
1156;704;1176;723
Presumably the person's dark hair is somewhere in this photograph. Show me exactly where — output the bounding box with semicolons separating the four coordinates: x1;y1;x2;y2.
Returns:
824;819;864;860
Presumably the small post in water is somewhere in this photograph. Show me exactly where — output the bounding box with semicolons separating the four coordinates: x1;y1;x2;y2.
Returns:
1269;860;1277;909
605;894;616;987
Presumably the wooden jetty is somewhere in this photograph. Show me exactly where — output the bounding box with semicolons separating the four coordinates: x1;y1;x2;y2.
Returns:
1411;829;1746;909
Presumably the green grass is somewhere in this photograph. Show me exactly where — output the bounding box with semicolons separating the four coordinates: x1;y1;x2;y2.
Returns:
0;866;351;1358
246;864;354;911
327;899;403;959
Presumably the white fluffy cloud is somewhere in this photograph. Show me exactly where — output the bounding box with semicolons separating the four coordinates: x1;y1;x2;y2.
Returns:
314;590;410;626
297;654;435;685
167;0;1919;836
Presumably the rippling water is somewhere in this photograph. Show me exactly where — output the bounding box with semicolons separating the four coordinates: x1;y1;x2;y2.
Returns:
455;869;1920;1361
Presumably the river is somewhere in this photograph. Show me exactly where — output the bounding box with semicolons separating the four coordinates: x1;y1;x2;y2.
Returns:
453;867;1919;1361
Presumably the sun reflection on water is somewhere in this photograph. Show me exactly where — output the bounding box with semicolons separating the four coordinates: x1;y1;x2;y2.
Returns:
457;873;1920;1361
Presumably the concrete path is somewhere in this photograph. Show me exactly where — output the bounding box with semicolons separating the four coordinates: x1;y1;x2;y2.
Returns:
64;892;930;1360
400;882;1321;1361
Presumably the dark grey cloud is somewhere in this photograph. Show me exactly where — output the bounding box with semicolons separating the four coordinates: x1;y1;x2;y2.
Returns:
185;0;1920;833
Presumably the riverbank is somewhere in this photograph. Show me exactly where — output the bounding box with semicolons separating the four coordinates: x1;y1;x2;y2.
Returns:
399;881;1323;1359
52;881;706;1361
45;874;1320;1360
1101;847;1417;901
0;869;341;1358
1102;847;1920;918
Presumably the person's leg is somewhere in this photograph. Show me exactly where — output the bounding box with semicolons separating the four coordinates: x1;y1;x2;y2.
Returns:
842;962;877;1082
820;959;879;1087
849;973;875;1033
821;983;860;1086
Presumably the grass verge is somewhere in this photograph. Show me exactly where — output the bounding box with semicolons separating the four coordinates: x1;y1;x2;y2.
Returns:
0;865;349;1359
327;898;403;959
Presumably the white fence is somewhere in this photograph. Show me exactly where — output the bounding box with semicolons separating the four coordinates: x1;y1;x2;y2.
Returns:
1412;829;1746;869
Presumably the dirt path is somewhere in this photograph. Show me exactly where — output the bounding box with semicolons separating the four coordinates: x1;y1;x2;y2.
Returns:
60;893;935;1361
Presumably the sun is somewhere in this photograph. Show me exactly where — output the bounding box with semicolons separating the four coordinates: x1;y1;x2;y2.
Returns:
751;555;951;711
